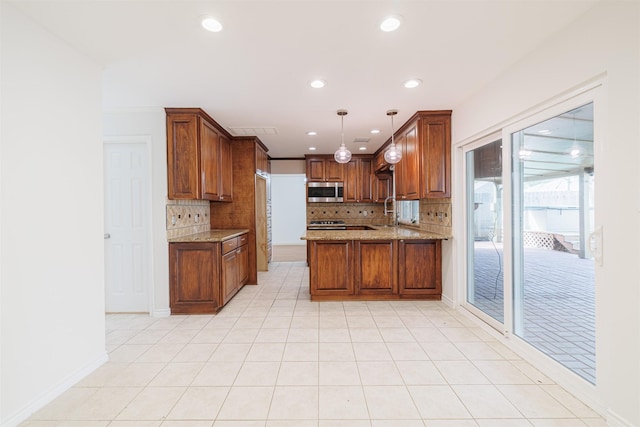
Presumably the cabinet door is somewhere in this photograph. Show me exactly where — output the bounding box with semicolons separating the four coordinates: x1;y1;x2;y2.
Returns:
306;158;325;181
394;133;406;198
219;134;233;201
309;240;354;297
420;115;451;198
167;114;200;199
359;158;374;203
356;240;396;295
169;242;220;313
325;159;345;181
344;160;358;202
221;249;239;304
403;124;420;200
238;243;249;285
200;118;221;201
398;240;441;297
374;173;392;203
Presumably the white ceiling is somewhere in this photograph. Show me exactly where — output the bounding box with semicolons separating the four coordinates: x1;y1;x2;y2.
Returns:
11;0;599;158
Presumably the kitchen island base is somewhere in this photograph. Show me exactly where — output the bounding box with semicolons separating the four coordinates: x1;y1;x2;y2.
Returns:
307;238;441;301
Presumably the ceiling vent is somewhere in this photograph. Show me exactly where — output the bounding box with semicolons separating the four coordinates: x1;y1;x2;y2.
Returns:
353;137;370;144
229;127;279;136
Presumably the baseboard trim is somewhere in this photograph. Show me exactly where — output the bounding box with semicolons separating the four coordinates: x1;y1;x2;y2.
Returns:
1;351;108;427
441;293;455;308
152;308;171;318
606;410;636;427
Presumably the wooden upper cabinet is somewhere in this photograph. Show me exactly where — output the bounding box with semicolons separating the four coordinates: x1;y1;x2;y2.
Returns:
200;118;222;200
374;173;392;203
255;145;269;176
306;156;344;182
402;124;420;200
387;110;452;201
219;133;233;201
344;156;374;203
420;113;451;198
166;108;233;201
167;114;200;199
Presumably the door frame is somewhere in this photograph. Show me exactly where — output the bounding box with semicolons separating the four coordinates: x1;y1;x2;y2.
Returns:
453;79;605;414
103;135;154;313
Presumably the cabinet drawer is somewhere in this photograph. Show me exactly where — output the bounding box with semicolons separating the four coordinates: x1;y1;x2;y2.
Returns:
222;237;239;254
238;233;248;246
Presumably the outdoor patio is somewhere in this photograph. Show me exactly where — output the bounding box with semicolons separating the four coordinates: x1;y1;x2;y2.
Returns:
471;241;595;384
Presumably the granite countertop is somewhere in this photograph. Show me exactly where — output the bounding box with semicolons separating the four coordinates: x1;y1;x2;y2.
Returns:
301;225;451;241
168;229;250;243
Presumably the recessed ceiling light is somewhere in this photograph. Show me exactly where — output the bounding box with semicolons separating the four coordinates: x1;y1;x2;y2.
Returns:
359;147;367;151
309;79;326;89
308;147;317;151
403;79;422;89
307;131;317;136
380;15;402;32
538;129;551;134
370;129;380;134
201;17;223;32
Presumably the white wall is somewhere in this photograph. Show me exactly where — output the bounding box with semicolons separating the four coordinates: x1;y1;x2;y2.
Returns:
103;109;169;316
451;2;639;426
0;4;107;426
271;174;307;245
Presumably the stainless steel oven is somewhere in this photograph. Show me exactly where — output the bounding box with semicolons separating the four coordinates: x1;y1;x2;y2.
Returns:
307;220;346;230
307;182;343;203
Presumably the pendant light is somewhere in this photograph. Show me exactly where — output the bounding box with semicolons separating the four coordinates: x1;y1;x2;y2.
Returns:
334;109;352;164
384;109;402;164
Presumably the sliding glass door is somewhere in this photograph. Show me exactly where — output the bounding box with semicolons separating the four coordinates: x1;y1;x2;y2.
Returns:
464;101;596;384
511;103;595;383
466;139;505;326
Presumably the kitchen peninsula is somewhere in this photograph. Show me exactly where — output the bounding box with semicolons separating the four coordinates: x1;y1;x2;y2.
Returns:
302;225;450;301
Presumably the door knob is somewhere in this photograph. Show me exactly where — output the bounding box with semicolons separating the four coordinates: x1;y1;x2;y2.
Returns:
104;233;111;239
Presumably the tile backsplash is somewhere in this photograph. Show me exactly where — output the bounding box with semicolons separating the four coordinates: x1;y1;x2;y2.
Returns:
166;199;210;239
420;198;452;235
307;203;393;225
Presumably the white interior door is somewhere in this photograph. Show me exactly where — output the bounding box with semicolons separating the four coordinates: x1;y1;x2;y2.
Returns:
104;142;150;312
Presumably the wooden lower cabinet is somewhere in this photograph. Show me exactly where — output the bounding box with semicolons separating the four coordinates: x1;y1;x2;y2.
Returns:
169;233;248;314
308;238;441;301
356;240;397;296
398;239;441;297
309;240;354;298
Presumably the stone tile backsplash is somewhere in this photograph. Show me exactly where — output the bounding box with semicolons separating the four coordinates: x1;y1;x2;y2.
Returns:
166;199;210;239
419;198;452;235
307;203;393;225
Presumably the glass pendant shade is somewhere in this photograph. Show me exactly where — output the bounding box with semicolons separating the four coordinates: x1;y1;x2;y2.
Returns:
384;143;402;164
334;109;351;164
334;144;352;163
383;109;401;164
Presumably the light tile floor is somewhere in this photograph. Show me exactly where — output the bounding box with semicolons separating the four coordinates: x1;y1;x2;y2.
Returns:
22;262;606;427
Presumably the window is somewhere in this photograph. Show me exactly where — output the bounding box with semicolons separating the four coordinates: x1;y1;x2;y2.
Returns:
398;200;419;225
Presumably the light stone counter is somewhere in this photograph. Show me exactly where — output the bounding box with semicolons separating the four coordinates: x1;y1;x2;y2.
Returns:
168;229;249;243
301;225;451;241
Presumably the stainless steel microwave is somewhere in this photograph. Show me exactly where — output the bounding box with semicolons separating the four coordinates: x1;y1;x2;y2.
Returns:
307;182;344;203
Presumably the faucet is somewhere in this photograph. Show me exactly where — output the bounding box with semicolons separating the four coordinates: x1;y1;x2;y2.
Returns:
384;196;397;225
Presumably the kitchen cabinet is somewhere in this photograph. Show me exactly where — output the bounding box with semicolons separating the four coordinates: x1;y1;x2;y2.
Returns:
305;155;345;182
169;242;220;313
395;122;420;200
420;113;451;198
374;150;390;172
344;156;373;203
256;144;269;177
374;173;392;203
308;240;354;298
356;240;397;295
169;232;248;314
221;234;249;305
398;239;441;297
377;110;452;201
210;137;271;282
166;108;233;201
308;237;441;301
